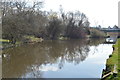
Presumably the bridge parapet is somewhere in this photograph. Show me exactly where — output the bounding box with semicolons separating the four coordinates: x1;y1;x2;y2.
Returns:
100;28;120;32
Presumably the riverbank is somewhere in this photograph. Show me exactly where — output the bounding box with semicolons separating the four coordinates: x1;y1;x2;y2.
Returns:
101;38;120;80
1;36;106;50
0;36;43;50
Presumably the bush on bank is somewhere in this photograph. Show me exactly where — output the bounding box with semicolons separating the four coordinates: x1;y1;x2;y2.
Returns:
90;28;106;38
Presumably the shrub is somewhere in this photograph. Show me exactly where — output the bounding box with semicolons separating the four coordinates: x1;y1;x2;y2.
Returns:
90;28;106;38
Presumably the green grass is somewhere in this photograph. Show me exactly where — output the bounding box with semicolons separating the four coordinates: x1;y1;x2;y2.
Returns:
102;38;120;79
0;39;10;42
23;35;43;43
0;39;22;49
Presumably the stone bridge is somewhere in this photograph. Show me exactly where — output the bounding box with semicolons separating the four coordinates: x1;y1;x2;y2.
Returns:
100;28;120;38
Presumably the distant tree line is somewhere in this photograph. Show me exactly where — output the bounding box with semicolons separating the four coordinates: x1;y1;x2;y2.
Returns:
1;0;105;43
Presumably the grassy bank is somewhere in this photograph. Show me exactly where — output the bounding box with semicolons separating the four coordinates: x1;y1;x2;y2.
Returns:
0;36;43;50
101;38;120;80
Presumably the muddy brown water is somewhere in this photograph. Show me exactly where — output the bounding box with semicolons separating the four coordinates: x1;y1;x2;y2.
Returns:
2;39;113;78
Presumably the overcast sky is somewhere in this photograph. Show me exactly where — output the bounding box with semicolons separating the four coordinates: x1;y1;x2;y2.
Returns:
39;0;119;27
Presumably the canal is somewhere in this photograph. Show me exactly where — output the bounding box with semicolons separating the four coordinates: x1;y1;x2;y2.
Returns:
2;39;113;78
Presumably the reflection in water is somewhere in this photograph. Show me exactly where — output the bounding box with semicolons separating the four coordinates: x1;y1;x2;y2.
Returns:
2;38;112;78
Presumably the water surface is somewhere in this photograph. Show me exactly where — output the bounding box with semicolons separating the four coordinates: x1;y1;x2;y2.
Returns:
2;39;113;78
